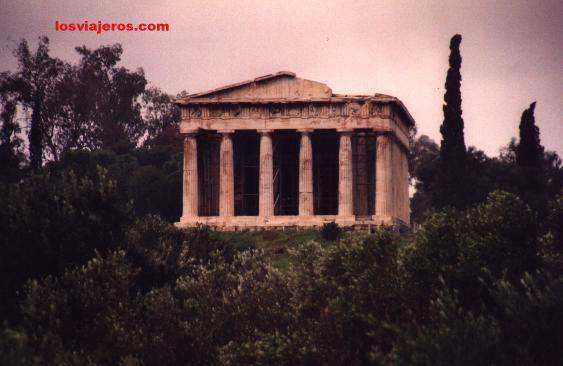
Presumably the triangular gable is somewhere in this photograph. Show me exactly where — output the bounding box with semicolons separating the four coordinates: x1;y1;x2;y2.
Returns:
186;71;332;100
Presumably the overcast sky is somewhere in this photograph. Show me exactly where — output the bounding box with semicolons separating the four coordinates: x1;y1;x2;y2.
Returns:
1;0;561;156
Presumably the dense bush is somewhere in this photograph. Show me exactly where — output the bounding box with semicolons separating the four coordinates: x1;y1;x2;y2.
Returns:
1;191;562;365
320;221;341;242
54;148;182;222
0;166;133;320
402;191;541;314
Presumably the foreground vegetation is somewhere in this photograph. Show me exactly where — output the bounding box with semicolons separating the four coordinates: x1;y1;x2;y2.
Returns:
0;191;561;365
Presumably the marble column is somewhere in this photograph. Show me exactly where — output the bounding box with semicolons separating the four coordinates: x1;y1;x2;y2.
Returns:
403;148;410;224
182;132;198;220
258;130;274;219
219;130;234;217
298;129;314;216
375;133;393;220
338;130;354;217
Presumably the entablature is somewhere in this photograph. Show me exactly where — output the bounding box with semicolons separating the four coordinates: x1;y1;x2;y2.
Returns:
179;100;410;149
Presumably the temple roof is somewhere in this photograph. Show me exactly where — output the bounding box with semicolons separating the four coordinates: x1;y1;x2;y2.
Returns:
184;71;298;98
175;71;415;127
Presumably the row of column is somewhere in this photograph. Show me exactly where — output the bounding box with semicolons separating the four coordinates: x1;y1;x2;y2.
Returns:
182;130;397;221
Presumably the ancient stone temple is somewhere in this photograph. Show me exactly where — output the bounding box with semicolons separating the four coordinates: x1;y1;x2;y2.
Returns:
175;71;414;229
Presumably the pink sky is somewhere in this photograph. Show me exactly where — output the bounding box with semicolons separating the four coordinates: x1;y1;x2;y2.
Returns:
1;0;561;156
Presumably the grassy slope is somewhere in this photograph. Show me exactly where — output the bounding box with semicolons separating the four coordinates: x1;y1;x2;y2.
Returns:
212;228;383;271
213;229;322;270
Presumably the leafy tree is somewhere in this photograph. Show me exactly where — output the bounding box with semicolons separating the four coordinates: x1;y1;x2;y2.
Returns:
128;147;182;221
410;135;502;225
403;191;540;315
52;147;182;222
77;44;147;152
43;44;147;157
436;34;468;209
0;76;25;182
0;166;132;321
20;250;144;365
78;44;146;152
141;87;182;150
410;135;440;224
8;37;65;170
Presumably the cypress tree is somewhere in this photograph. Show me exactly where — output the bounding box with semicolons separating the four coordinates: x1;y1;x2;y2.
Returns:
516;102;543;168
436;34;468;209
515;102;547;216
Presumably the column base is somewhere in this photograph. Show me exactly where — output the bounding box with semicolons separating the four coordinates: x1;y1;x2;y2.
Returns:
334;215;357;226
175;214;400;230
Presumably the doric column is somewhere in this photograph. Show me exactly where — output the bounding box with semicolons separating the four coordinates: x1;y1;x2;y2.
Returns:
403;148;410;225
375;133;393;220
258;130;274;219
298;129;314;216
219;130;234;217
338;130;354;217
182;132;198;220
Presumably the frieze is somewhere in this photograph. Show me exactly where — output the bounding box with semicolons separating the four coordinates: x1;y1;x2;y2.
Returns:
286;104;302;117
348;102;362;117
250;106;262;118
229;105;243;118
209;107;223;118
369;103;384;116
269;105;283;118
329;104;341;117
189;107;203;118
182;101;391;121
308;104;321;117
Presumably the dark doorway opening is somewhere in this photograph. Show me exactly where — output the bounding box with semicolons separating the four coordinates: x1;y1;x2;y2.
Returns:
353;131;375;217
234;131;260;216
312;130;339;215
197;132;220;216
273;131;299;215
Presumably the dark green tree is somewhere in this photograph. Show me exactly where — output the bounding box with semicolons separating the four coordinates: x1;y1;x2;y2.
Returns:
513;102;553;216
437;34;468;209
409;135;440;224
0;76;25;182
0;166;133;320
72;44;147;152
10;37;65;171
141;87;182;150
516;102;543;168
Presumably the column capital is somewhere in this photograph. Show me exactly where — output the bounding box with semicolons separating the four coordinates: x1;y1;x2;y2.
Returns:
257;129;273;135
298;128;314;135
374;130;392;136
337;128;354;134
184;130;199;138
218;129;235;135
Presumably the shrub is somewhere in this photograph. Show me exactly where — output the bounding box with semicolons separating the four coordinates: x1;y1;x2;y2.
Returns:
10;190;563;364
402;190;540;313
0;166;132;321
320;221;341;242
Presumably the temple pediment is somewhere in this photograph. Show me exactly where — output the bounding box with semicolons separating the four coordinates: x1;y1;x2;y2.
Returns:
181;71;332;100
